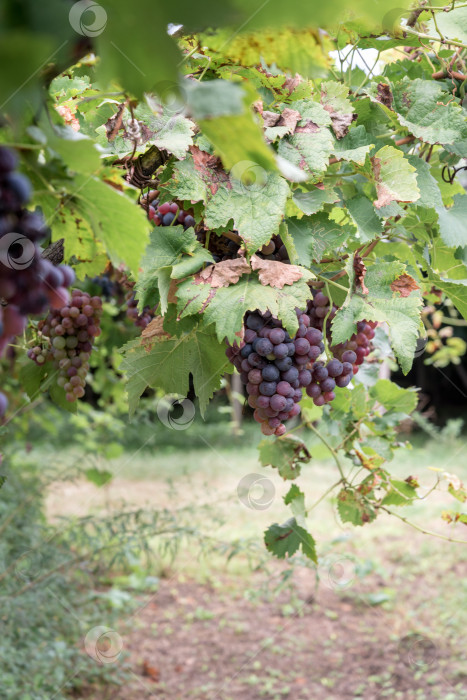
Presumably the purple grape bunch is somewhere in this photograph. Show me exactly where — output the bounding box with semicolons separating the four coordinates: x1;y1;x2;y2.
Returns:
307;291;376;375
226;308;326;436
0;146;75;416
28;289;102;402
226;299;377;435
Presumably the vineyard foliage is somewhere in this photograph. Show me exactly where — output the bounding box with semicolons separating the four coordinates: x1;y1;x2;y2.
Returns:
1;0;467;556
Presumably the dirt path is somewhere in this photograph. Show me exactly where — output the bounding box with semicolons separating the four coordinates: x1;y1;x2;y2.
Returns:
83;572;466;700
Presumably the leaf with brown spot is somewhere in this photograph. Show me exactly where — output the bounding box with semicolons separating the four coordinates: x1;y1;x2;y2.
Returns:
353;255;369;295
142;317;169;343
190;145;228;195
250;255;305;288
329;112;356;139
195;257;251;288
390;273;420;298
282;74;303;95
167;279;178;305
376;82;393;109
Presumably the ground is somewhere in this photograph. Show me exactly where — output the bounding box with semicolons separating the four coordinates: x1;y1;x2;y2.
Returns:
44;426;467;700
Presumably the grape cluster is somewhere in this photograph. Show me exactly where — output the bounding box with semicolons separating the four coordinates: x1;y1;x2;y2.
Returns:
307;291;376;374
257;235;289;263
125;290;156;329
227;309;324;436
0;146;75;415
227;298;377;434
141;190;195;229
28;289;102;402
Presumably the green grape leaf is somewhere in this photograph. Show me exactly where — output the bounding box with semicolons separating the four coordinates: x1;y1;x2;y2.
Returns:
293;186;340;216
406;155;443;210
204;173;289;254
284;484;307;526
370;379;418;415
177;272;312;342
320;80;355;138
137;97;196;159
264;518;317;562
346;196;383;242
427;7;467;44
332;261;423;374
388;78;467;146
258;435;311;480
381;479;418;506
120;324;230;417
200;27;331;79
85;468;113;487
371;146;420;209
331;125;374;165
337;489;377;526
435;194;467;249
162;156;208;203
72;175;150;276
429;277;467;320
287;214;351;266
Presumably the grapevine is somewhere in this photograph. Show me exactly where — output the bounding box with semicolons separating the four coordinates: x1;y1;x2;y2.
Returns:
28;290;103;402
0;146;74;415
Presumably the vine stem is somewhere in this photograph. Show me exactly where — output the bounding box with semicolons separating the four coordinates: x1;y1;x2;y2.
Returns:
379;506;467;544
306;421;347;481
403;25;467;50
315;273;348;293
308;478;343;512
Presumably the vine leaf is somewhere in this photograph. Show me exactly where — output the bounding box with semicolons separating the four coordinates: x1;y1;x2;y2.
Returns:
435;194;467;249
390;273;420;298
284;484;307;526
120;324;230;417
250;255;306;288
264;518;317;562
277;99;334;176
332;125;374;165
377;78;467;149
177;273;313;342
197;257;251;288
141;317;169;341
293;186;340;216
428;276;467;321
204;172;290;255
136;225;213;311
320;80;355;139
258;435;311;480
381;479;418;507
337;489;377;526
287;214;351;266
371;146;420;209
346;196;383;242
332;261;423;374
